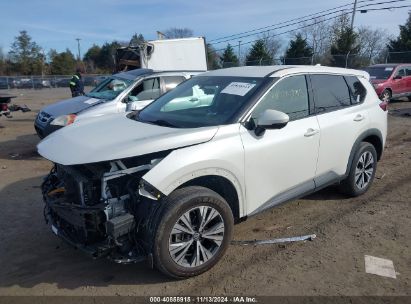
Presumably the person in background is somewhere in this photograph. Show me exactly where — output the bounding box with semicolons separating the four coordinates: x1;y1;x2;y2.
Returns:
69;68;85;97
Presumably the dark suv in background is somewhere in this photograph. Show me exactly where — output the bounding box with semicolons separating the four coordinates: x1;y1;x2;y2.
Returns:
365;63;411;102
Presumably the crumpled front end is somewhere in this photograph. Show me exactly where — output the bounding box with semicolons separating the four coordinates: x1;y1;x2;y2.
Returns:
41;152;169;263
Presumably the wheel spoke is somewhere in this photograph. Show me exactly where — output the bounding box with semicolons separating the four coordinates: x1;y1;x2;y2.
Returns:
174;240;193;263
172;223;193;235
180;211;195;233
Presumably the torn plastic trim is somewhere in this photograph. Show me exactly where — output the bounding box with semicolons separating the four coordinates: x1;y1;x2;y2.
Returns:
231;234;316;246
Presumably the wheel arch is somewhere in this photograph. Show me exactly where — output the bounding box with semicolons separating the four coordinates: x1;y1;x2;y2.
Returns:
175;175;242;222
345;128;383;176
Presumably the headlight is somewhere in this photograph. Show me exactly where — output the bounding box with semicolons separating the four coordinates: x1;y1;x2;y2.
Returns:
50;114;76;126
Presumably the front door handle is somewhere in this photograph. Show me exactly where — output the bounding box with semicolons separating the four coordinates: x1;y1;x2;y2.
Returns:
354;114;365;122
304;128;319;137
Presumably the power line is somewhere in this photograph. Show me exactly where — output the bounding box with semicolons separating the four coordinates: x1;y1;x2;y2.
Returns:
208;4;411;54
209;0;408;46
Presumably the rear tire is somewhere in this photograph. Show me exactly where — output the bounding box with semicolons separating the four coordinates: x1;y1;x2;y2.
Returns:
339;142;377;197
152;186;233;278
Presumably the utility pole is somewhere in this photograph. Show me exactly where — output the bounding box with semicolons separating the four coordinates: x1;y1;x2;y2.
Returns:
76;38;81;60
238;40;242;66
350;0;358;30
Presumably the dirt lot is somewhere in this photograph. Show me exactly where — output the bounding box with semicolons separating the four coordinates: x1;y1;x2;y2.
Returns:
0;88;410;297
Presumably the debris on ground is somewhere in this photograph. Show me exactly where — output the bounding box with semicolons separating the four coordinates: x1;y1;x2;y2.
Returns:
231;234;316;246
365;255;397;279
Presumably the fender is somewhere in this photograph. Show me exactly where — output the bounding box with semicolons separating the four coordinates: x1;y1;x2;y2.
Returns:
344;128;383;177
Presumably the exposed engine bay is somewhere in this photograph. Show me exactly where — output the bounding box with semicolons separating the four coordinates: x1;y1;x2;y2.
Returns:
41;151;169;263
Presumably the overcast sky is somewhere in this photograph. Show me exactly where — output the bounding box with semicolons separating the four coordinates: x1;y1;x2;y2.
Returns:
0;0;409;56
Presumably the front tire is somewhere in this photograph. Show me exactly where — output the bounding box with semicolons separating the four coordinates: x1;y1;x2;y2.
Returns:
380;89;391;103
339;142;378;197
152;186;234;278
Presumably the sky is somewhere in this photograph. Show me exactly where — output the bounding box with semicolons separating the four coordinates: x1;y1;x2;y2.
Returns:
0;0;409;57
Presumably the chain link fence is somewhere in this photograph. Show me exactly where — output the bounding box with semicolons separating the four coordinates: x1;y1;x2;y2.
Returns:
219;51;411;70
0;74;109;90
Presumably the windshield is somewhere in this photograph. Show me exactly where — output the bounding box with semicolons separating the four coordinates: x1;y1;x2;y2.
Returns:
137;76;264;128
365;67;395;80
86;76;133;100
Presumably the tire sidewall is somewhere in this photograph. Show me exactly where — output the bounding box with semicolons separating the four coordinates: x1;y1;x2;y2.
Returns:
153;188;233;278
348;142;378;196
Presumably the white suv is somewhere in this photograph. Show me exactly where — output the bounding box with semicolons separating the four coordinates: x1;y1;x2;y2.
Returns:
38;66;387;278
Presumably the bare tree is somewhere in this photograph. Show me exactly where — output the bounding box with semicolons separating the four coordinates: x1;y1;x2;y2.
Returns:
163;27;194;39
259;31;282;62
300;17;332;62
357;26;390;64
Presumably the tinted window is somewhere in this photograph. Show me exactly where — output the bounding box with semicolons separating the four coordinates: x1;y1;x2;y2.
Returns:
396;68;405;77
129;77;161;101
364;67;394;80
163;76;186;92
311;75;351;111
252;75;309;121
405;67;411;76
345;76;366;104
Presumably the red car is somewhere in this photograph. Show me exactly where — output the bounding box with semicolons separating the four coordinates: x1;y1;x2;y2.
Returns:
365;63;411;102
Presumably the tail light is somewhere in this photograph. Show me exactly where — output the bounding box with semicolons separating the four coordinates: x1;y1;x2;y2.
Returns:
0;103;8;112
379;101;388;111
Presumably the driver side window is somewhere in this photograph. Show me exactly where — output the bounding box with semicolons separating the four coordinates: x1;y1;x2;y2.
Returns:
396;68;405;77
252;75;309;121
129;77;161;101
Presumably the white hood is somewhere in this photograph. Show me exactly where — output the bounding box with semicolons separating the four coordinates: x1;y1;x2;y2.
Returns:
37;113;219;165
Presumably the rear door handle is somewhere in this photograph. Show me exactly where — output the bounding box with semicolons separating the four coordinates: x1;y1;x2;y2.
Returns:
304;128;319;137
354;114;365;122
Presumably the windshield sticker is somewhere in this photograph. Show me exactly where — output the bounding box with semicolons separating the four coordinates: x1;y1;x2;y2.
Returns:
84;98;100;105
385;67;394;71
221;82;256;96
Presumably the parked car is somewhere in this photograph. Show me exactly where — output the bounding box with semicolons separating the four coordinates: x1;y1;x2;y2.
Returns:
34;69;201;138
0;78;8;90
365;63;411;102
38;65;387;278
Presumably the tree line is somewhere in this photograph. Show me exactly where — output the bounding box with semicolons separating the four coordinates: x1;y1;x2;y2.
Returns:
0;14;410;76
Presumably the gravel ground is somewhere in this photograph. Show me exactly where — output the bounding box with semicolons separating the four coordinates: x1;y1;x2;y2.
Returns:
0;88;410;297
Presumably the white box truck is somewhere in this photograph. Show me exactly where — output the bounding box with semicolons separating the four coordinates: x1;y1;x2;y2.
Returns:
116;37;208;72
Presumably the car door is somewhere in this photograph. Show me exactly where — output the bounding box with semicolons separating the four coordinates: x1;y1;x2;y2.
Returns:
310;74;370;183
239;75;320;215
404;66;411;96
391;67;405;96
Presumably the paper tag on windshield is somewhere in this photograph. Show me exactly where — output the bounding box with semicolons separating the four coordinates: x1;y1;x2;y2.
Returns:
221;82;256;96
84;98;100;105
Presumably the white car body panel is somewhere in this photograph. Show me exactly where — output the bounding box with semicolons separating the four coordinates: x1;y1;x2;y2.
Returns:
37;113;218;165
239;117;320;215
142;124;247;217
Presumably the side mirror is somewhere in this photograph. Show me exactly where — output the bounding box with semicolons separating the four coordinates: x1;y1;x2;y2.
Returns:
393;75;402;80
254;109;289;136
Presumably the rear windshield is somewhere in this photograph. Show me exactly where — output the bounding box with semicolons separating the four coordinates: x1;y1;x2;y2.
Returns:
364;67;395;80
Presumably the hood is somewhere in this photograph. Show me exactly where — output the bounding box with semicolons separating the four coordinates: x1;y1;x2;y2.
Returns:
41;95;105;117
37;113;219;165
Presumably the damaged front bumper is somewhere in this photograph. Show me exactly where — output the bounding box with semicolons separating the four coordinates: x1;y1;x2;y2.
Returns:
41;158;166;264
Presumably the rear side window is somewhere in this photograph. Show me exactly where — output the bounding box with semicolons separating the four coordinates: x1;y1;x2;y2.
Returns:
405;66;411;76
311;75;351;112
163;76;186;92
345;76;366;104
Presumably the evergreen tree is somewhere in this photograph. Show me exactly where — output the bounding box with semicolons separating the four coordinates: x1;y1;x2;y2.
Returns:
206;44;221;70
83;44;102;73
245;39;272;65
8;30;43;75
97;41;121;72
330;27;360;67
49;49;76;75
220;44;239;67
388;12;411;62
284;33;313;64
130;33;145;46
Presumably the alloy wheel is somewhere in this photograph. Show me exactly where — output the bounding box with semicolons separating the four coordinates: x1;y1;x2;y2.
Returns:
168;206;225;268
355;151;374;189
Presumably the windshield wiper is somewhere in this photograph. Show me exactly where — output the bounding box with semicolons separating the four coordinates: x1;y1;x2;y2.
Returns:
146;119;177;128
